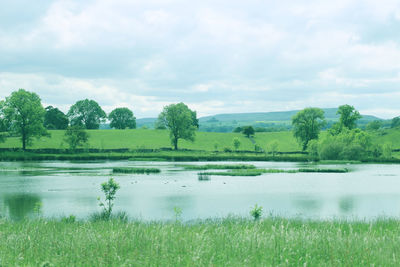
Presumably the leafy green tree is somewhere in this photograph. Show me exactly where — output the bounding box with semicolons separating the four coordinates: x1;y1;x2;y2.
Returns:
366;120;382;131
391;117;400;128
2;89;48;150
233;126;243;133
319;128;374;160
0;101;7;143
191;110;199;129
292;107;326;151
157;103;197;150
109;107;136;129
67;99;106;129
242;126;255;138
64;125;89;150
337;104;362;130
233;137;241;150
269;140;279;156
97;178;120;219
44;106;69;129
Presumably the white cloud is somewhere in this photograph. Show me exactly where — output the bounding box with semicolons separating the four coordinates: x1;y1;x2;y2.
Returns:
1;0;400;119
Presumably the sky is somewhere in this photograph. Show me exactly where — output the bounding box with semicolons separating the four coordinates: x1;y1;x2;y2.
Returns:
0;0;400;119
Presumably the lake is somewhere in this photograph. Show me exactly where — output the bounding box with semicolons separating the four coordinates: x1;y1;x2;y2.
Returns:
0;160;400;221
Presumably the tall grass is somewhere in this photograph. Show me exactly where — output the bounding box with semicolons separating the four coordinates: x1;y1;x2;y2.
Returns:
178;164;256;170
112;167;161;174
1;217;400;266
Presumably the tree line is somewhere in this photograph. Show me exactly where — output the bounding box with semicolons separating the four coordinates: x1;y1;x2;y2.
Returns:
0;89;198;150
291;105;396;160
0;89;398;157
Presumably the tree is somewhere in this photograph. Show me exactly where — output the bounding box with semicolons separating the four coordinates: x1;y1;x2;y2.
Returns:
337;104;361;130
2;89;48;150
366;120;382;131
109;107;136;129
191;110;199;129
157;103;197;150
292;107;326;151
97;178;120;219
67;99;106;129
391;117;400;128
44;106;69;129
269;140;279;156
233;137;241;150
242;126;255;138
64;125;89;150
0;100;7;143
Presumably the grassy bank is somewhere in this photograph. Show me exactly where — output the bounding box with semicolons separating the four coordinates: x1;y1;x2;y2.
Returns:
0;150;311;162
112;167;161;174
1;217;400;266
201;167;348;176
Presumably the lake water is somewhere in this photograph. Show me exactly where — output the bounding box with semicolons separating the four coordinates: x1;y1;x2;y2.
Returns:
1;160;400;221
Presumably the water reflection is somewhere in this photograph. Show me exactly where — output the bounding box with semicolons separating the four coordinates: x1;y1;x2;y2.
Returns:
293;196;322;212
3;194;42;220
339;196;354;213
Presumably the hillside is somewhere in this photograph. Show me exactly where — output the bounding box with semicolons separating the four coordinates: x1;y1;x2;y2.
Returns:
137;108;383;132
1;128;399;153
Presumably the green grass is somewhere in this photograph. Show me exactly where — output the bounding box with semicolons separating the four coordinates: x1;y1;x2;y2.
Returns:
0;128;399;163
0;129;258;151
298;168;349;173
1;217;400;266
201;169;269;176
201;168;348;176
178;164;256;170
0;150;310;162
112;167;161;174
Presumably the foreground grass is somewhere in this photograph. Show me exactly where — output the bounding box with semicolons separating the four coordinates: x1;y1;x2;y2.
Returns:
1;218;400;266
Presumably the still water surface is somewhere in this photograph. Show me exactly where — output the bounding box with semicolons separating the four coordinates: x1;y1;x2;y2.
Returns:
0;161;400;221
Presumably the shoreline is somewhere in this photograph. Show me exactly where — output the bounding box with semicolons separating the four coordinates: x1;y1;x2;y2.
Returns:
0;150;399;163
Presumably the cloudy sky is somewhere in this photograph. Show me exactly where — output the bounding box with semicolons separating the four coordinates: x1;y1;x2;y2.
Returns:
0;0;400;119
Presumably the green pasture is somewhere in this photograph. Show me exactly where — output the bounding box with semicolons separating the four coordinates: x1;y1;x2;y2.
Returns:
0;128;399;153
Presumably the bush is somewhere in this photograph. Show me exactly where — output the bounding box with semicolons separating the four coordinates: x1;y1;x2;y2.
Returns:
250;204;262;220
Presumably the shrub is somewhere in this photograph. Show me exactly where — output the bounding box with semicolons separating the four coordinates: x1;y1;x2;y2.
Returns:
250;204;262;220
97;178;120;219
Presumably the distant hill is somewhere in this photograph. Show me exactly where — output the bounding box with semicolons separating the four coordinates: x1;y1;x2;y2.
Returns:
136;108;383;132
136;118;158;129
199;108;380;123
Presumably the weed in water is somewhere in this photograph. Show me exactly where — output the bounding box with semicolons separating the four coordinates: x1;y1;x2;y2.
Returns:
97;178;120;219
250;204;263;220
173;206;182;222
198;173;211;181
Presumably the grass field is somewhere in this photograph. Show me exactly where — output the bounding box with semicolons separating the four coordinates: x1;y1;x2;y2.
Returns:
0;129;304;152
0;128;399;156
1;217;400;266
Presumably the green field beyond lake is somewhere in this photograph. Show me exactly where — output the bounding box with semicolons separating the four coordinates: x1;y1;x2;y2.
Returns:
1;128;400;153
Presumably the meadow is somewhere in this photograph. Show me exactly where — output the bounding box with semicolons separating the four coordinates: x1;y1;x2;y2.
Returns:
1;217;400;266
1;128;399;153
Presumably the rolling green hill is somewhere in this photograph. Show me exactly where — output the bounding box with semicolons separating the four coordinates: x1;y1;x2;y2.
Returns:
137;108;384;132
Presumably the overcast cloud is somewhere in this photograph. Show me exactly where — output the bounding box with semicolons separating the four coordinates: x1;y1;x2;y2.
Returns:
0;0;400;118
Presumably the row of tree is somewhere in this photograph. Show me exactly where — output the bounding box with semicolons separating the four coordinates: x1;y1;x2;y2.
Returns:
45;100;136;130
0;89;198;150
291;104;394;160
291;104;362;151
